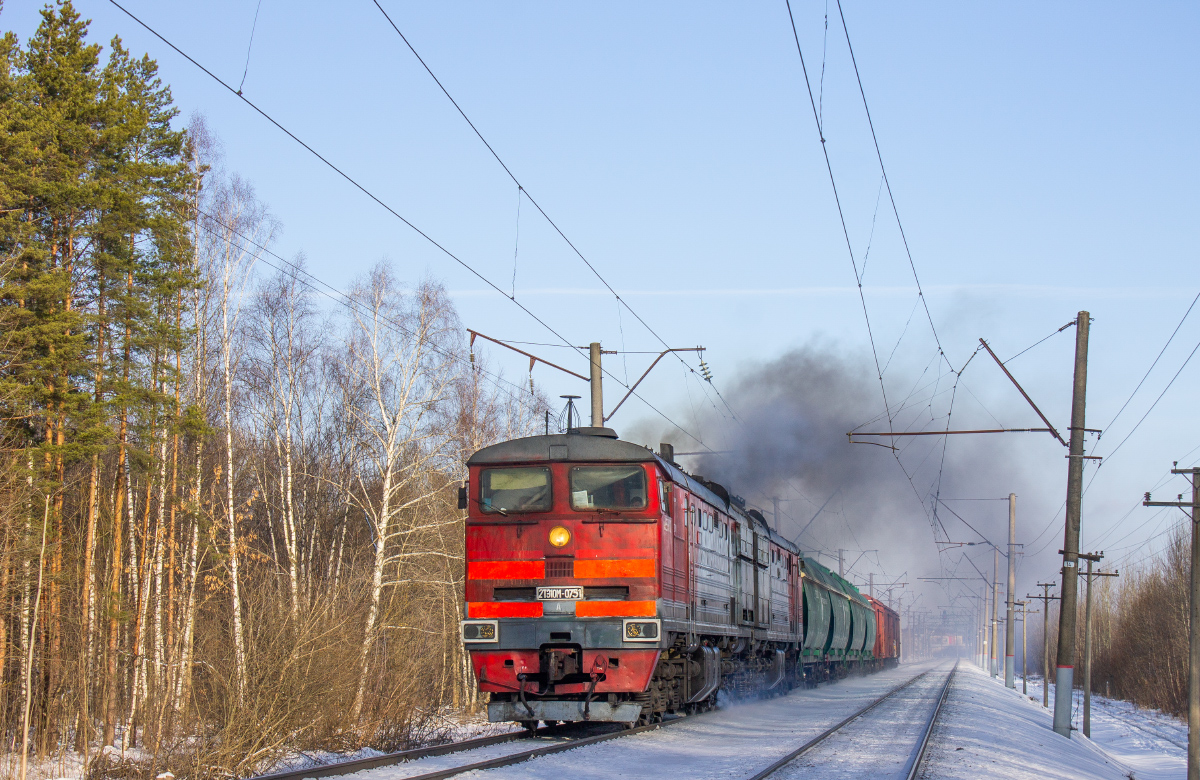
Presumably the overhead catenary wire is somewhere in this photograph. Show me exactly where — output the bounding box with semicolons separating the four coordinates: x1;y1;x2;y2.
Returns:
1095;334;1200;464
783;0;893;433
782;3;974;553
366;2;785;491
1100;290;1200;443
1085;442;1200;551
366;0;731;413
106;0;721;453
237;0;265;94
992;299;1198;558
834;0;952;374
1063;292;1200;525
1002;320;1076;364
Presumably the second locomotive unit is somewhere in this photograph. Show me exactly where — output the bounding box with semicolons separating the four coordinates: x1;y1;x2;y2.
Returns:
459;426;899;726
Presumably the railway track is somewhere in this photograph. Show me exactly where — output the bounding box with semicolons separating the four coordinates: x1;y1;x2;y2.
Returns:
255;663;957;780
747;660;957;780
254;718;680;780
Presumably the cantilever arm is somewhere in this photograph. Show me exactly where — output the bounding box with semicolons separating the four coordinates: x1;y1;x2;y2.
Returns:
979;338;1068;446
605;347;704;422
468;329;589;382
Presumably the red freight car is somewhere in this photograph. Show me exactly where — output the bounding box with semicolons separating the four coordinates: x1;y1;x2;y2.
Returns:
460;428;893;727
866;595;900;668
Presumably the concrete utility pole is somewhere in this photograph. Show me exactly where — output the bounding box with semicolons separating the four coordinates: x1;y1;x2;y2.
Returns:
1006;493;1018;688
1144;468;1200;779
838;549;845;578
992;547;1000;677
1029;584;1060;708
772;497;780;532
589;342;603;427
1079;552;1118;738
869;572;874;598
1019;601;1038;696
1054;310;1090;738
980;581;989;670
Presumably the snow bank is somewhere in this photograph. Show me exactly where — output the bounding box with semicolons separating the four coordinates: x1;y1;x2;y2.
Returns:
925;663;1131;780
1020;674;1186;780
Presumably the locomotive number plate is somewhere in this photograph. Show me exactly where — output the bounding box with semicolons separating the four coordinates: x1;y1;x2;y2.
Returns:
537;586;583;601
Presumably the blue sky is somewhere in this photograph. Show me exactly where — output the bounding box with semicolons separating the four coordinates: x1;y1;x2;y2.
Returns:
9;1;1198;614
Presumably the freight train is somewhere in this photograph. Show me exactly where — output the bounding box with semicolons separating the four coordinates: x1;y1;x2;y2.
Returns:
459;427;900;727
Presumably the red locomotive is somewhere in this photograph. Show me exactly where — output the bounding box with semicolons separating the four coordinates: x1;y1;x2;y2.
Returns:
460;427;900;726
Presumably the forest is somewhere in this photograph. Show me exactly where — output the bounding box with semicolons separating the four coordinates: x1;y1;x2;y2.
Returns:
1035;519;1193;720
0;5;548;778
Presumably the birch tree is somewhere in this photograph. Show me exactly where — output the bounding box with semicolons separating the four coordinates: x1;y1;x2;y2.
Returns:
204;176;274;700
246;261;320;623
341;267;460;724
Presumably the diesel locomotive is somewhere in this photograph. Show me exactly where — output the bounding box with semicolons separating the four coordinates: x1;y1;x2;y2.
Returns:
459;426;900;727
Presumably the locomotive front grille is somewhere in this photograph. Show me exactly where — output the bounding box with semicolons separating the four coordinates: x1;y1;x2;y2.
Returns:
545;559;574;578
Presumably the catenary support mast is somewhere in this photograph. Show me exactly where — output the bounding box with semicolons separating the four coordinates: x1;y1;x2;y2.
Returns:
1053;311;1090;737
991;547;1000;677
1006;493;1017;688
589;342;603;427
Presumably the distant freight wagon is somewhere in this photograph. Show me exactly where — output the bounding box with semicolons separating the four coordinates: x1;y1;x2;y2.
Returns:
459;427;900;727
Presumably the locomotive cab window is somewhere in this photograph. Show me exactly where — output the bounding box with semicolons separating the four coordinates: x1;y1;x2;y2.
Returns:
569;465;648;510
479;467;552;513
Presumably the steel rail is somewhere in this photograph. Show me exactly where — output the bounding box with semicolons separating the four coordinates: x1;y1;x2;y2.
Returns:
744;666;938;780
901;660;958;780
253;728;551;780
353;717;680;780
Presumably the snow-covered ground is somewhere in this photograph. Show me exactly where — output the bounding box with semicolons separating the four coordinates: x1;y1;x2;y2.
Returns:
263;708;521;775
9;662;1185;780
1017;672;1187;780
0;708;519;780
924;663;1132;779
343;661;948;780
774;667;952;778
360;660;1179;780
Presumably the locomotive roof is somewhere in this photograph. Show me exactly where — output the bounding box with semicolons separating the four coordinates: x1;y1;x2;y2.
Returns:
466;431;656;466
467;430;803;558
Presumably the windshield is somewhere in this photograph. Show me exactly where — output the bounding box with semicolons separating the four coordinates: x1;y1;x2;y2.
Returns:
480;467;552;513
569;465;648;511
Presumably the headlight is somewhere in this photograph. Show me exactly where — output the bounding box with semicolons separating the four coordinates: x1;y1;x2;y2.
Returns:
461;620;499;643
623;619;660;641
549;526;571;547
